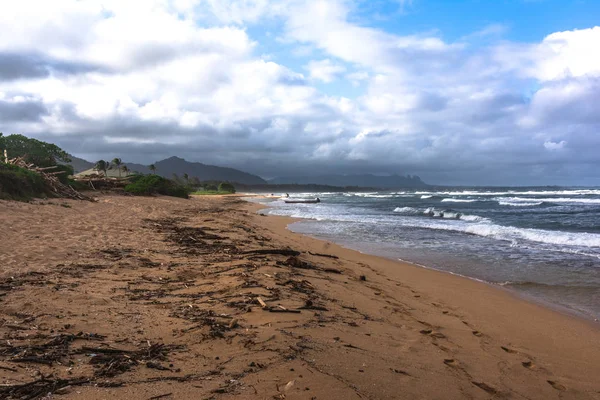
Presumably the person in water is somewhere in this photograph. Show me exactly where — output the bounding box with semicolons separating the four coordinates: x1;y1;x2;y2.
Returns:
316;197;320;203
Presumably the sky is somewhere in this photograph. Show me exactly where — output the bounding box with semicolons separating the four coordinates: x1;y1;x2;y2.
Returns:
1;0;599;186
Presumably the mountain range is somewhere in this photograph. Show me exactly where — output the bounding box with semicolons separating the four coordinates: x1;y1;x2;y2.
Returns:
70;156;266;185
70;156;427;188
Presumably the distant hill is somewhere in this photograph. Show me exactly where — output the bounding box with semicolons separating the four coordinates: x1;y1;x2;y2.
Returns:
68;155;94;173
151;157;266;184
268;174;427;188
69;156;266;185
234;183;380;193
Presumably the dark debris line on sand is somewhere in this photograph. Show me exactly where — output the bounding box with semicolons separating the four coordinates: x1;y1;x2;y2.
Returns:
0;199;366;399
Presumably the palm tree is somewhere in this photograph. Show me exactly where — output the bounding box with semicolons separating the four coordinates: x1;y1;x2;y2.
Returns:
112;158;122;178
149;164;157;175
121;165;129;177
95;160;108;176
183;173;189;182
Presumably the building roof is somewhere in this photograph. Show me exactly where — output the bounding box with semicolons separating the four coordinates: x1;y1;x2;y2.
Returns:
74;168;130;178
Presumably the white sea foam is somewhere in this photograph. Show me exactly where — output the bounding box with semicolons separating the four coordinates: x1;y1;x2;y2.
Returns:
393;207;420;214
497;197;600;205
421;195;433;199
460;214;489;222
415;189;600;197
441;198;477;203
498;201;543;207
396;219;600;249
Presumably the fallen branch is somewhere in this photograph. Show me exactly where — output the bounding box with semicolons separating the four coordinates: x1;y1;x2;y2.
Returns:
7;157;95;201
308;251;339;259
242;249;300;257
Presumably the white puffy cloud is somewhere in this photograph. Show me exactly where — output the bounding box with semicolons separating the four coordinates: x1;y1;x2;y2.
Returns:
306;59;346;83
1;0;599;185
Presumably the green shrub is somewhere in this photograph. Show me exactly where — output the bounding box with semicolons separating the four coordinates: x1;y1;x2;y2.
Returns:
0;163;48;200
67;179;89;192
124;175;189;198
218;182;236;193
54;164;74;184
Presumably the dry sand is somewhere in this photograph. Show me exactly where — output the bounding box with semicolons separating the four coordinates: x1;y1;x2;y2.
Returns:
0;194;599;400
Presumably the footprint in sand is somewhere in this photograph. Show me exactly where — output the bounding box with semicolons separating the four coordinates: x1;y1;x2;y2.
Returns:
472;330;483;337
443;358;456;366
419;329;433;335
472;381;498;395
501;346;518;354
547;380;566;391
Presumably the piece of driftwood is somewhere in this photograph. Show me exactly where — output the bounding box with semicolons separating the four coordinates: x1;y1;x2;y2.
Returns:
242;249;300;257
308;251;339;259
0;377;90;400
147;393;173;400
284;256;342;274
267;308;301;314
7;157;95;201
256;297;267;308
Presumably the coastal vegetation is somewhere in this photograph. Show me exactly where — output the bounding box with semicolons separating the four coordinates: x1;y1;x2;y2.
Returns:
0;133;80;199
123;174;190;198
0;162;47;200
192;181;236;195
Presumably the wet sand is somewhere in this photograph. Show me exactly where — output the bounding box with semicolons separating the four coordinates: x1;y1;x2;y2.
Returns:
0;194;599;399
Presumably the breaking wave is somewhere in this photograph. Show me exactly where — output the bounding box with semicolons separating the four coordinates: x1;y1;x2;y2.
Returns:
441;198;477;203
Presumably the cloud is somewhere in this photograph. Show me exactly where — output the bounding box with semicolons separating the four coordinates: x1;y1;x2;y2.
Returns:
0;0;599;185
544;140;566;150
306;59;346;83
0;98;48;122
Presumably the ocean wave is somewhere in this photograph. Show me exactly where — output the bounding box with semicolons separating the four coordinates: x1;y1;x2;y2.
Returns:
354;193;395;198
497;281;600;290
441;198;477;203
460;214;489;222
421;195;433;199
402;220;600;249
498;201;543;207
415;189;600;196
393;207;420;214
394;207;488;222
498;197;600;205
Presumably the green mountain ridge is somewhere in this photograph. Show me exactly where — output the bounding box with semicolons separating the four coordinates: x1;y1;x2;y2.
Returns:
70;155;267;185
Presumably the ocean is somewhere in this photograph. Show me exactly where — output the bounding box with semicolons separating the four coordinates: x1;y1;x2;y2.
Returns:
248;188;600;320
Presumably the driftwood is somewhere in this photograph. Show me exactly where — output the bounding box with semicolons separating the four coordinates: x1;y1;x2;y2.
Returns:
256;297;267;308
308;251;339;259
242;249;301;257
283;256;342;274
7;157;95;201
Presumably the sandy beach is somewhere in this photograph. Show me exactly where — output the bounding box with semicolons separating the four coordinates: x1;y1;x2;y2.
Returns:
1;194;599;400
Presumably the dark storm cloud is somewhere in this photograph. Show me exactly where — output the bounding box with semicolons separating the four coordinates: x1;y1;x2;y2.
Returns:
0;99;48;121
0;52;107;81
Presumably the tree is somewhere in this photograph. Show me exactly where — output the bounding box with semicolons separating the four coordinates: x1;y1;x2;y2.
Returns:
149;164;157;174
112;158;122;178
121;165;129;176
0;133;71;167
183;173;189;182
95;160;109;176
190;176;201;186
218;182;236;193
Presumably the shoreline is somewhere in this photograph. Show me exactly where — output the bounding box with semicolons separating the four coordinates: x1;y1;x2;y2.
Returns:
1;194;600;399
247;195;600;324
247;198;600;328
